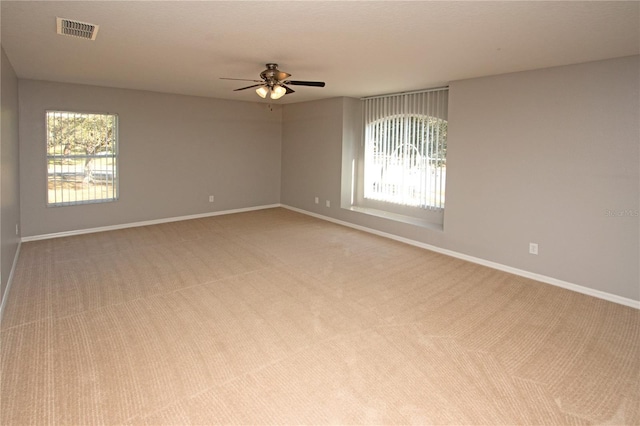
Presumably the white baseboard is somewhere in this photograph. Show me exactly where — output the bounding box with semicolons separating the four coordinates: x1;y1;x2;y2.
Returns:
0;241;22;323
21;204;281;242
281;204;640;310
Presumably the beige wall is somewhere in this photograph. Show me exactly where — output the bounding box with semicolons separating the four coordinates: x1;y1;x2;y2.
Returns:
282;56;640;302
18;80;282;237
1;47;21;306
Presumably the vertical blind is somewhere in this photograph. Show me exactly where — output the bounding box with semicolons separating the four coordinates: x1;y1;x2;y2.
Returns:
363;88;448;210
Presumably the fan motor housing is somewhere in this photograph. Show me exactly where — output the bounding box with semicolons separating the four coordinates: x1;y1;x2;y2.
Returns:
260;64;290;84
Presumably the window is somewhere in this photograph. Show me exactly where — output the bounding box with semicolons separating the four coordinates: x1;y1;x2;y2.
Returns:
363;88;448;210
46;111;118;206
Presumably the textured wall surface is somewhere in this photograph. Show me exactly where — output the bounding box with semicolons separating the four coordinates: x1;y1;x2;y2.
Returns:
282;56;640;302
1;47;20;305
18;80;282;237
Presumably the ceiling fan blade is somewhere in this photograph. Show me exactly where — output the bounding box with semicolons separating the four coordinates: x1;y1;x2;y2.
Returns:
286;80;326;87
283;85;295;94
220;77;262;82
234;84;262;91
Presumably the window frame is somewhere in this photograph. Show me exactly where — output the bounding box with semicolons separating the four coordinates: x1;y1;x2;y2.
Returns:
45;110;119;207
350;87;448;227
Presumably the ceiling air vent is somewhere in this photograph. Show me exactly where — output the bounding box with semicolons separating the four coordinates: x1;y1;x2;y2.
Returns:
56;17;99;40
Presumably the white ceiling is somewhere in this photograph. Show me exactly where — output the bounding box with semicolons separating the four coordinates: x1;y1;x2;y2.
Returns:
1;1;638;104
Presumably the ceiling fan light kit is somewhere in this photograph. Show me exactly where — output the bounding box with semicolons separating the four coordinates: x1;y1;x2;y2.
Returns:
270;85;287;99
255;84;286;100
255;86;269;98
221;63;326;100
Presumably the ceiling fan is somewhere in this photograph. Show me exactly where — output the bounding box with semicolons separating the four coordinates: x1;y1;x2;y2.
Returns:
221;63;326;100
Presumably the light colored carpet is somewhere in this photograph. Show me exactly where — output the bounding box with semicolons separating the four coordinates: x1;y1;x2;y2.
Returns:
1;207;638;425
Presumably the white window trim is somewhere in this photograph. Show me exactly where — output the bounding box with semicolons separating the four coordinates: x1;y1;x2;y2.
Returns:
46;110;119;207
347;87;448;228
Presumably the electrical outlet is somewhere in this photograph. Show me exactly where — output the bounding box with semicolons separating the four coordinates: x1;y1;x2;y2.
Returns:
15;224;19;235
209;195;214;202
326;200;330;208
315;197;319;204
529;242;538;255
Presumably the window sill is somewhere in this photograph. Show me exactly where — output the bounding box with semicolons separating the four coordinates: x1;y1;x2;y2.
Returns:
347;205;444;231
